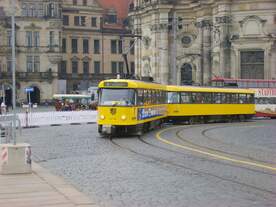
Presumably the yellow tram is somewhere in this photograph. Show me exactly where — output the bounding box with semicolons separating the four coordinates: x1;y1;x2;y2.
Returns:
167;85;255;123
97;79;256;136
97;79;167;135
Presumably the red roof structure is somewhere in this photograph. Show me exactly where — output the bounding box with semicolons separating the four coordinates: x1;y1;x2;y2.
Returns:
97;0;133;21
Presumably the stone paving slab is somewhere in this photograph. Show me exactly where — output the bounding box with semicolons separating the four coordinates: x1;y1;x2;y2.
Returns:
0;162;98;207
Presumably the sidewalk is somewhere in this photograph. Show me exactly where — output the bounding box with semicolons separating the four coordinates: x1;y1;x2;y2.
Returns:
0;163;98;207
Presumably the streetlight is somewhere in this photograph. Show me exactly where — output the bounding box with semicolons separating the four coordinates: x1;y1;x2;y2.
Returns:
11;0;17;145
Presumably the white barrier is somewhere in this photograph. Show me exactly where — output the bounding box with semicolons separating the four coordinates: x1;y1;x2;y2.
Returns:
16;111;97;127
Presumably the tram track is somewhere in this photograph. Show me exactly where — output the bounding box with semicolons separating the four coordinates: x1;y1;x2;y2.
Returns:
174;124;276;166
109;129;276;196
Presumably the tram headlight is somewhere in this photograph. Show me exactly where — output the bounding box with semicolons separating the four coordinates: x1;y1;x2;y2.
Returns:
121;115;126;120
100;115;105;120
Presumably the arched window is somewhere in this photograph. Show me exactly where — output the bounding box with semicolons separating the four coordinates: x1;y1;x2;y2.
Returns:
181;63;193;85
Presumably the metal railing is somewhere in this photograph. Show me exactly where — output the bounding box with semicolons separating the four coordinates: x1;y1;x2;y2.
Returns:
0;114;21;144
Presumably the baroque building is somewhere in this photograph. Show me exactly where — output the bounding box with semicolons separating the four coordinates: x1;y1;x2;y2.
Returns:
129;0;276;85
60;0;135;93
0;0;62;105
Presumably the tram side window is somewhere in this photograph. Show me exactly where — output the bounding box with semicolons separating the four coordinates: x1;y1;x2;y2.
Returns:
225;93;232;104
137;89;144;105
163;91;167;104
203;93;212;104
232;94;238;104
249;94;254;104
168;92;180;104
157;90;162;104
151;90;155;104
144;90;149;105
190;92;196;103
148;90;152;105
239;94;247;104
214;93;222;104
155;90;159;104
180;92;191;103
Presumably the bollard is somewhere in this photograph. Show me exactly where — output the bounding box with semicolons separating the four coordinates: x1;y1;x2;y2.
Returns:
0;143;32;174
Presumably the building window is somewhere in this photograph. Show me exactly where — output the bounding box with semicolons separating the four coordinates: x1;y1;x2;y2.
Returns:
119;62;124;74
73;0;77;5
72;60;78;74
74;16;79;26
49;31;54;48
60;61;67;74
83;0;87;6
106;14;117;24
62;38;66;53
94;61;100;74
91;17;97;27
26;56;33;72
241;51;264;79
118;40;123;54
34;56;40;72
130;40;135;55
83;39;89;54
34;31;40;48
63;15;69;25
26;56;40;72
130;62;135;74
111;61;117;74
72;39;78;53
74;16;86;26
26;31;32;47
94;39;100;54
7;31;12;47
7;57;12;73
29;5;34;17
37;4;43;17
73;83;78;90
111;40;117;54
46;3;55;17
81;16;86;26
22;4;27;16
83;61;89;74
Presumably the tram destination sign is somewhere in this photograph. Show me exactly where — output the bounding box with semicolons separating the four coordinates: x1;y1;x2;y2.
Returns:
104;82;128;87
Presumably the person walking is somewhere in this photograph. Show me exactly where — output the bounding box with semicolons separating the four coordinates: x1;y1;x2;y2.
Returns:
1;101;6;114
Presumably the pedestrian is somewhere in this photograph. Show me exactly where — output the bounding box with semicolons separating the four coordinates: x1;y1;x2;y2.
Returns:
1;101;6;114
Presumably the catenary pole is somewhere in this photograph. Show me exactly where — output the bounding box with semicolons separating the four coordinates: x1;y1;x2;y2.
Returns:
171;11;177;85
11;0;17;145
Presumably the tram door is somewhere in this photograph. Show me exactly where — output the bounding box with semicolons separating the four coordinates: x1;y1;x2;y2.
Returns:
181;63;193;85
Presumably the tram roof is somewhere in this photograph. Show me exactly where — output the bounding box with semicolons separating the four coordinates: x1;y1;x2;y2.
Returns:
98;79;166;90
166;85;255;94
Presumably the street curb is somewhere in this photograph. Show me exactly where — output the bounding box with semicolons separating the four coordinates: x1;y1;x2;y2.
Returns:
32;162;98;207
22;122;97;129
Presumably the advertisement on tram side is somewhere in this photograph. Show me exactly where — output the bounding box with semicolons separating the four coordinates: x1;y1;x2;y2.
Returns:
252;88;276;118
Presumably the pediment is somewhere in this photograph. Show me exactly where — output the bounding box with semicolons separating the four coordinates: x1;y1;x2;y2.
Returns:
239;15;267;37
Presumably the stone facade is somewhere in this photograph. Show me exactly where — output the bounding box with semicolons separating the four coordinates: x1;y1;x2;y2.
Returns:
129;0;276;85
0;0;62;105
0;0;134;104
61;0;135;93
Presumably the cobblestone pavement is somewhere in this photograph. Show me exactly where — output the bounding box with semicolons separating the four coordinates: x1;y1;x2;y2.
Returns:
19;119;276;207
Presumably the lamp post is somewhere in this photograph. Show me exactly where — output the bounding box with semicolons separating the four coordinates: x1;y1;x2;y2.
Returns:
11;0;17;145
0;0;32;175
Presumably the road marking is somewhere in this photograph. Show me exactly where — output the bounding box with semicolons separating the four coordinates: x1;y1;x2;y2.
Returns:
156;126;276;172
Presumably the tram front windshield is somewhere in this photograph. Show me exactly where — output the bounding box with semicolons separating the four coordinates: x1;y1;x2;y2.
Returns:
99;89;135;106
